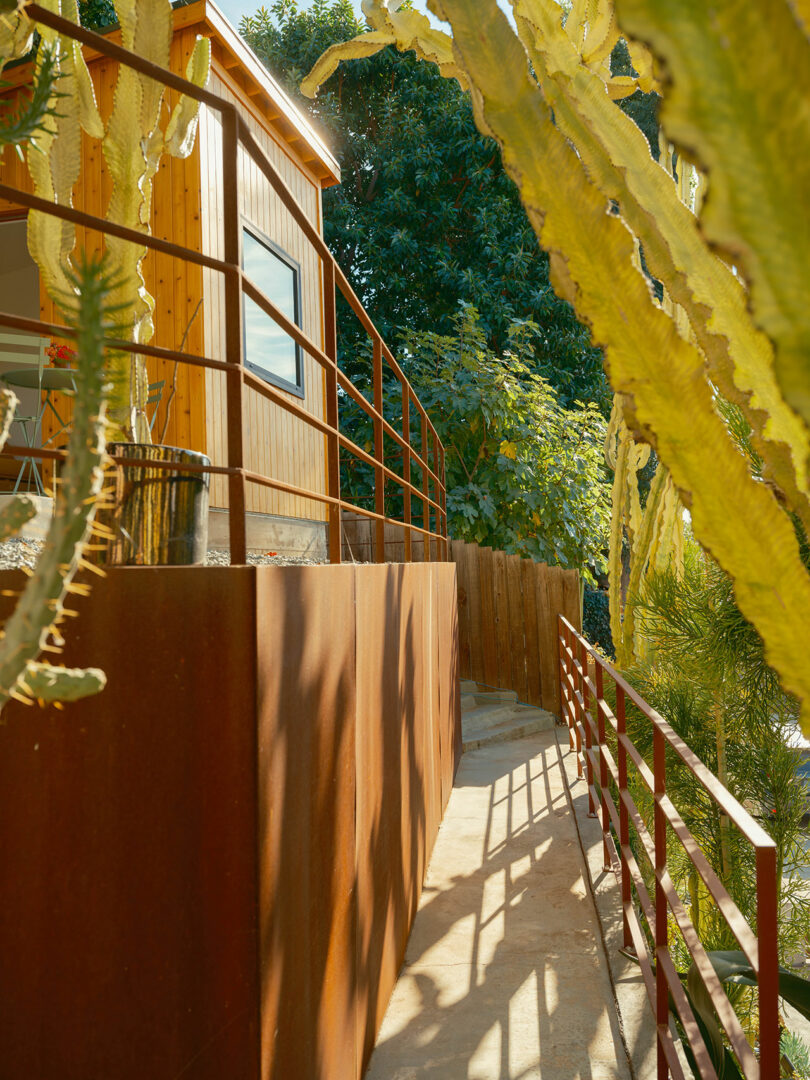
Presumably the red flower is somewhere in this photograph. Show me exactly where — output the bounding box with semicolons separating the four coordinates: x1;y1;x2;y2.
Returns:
46;342;77;368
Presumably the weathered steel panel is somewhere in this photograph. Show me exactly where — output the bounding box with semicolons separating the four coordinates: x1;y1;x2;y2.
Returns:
0;561;459;1080
254;565;357;1080
0;566;261;1080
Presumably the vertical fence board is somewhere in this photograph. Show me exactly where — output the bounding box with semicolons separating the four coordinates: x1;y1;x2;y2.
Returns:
561;568;582;633
521;558;542;707
474;547;495;687
453;541;472;680
546;567;566;715
506;554;528;703
449;542;578;714
491;551;512;690
465;541;485;683
534;564;558;712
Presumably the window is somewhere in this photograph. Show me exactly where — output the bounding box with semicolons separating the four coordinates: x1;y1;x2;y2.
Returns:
242;225;303;395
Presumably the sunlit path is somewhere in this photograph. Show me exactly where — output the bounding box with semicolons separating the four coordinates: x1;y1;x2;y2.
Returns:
366;731;632;1080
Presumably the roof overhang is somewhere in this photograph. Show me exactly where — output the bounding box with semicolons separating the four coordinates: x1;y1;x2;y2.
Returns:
1;0;341;189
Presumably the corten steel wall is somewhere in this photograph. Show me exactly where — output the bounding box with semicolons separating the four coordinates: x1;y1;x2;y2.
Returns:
0;562;460;1080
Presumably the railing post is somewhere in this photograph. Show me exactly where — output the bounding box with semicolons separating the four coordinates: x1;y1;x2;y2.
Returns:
440;444;447;560
565;624;575;751
373;336;384;563
616;684;632;950
402;385;412;562
322;261;342;563
425;410;432;561
595;663;611;872
221;108;246;565
580;638;596;816
757;845;779;1078
653;725;668;1078
573;633;584;779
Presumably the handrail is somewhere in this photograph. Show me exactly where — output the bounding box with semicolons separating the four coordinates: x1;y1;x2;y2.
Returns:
0;7;448;564
557;615;778;1080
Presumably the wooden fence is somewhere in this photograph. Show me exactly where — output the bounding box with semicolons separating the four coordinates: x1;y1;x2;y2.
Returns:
450;540;581;715
342;511;442;562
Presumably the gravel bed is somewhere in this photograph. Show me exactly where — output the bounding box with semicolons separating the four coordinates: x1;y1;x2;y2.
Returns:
0;538;324;569
0;537;44;570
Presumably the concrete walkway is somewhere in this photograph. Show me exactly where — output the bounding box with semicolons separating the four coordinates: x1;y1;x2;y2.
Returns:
366;730;634;1080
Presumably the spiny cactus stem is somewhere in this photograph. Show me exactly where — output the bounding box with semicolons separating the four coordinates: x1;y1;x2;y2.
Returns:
0;257;112;711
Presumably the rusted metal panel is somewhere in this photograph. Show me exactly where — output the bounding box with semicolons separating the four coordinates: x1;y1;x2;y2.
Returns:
0;561;459;1080
254;565;357;1080
0;567;261;1080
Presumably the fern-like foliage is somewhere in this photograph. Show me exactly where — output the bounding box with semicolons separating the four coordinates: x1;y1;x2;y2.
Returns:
0;42;61;154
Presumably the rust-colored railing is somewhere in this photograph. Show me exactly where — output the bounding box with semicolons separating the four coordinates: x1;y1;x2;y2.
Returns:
558;616;778;1080
0;4;447;564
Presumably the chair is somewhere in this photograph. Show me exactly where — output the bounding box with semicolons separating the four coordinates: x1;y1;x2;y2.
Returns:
0;332;49;495
147;379;165;434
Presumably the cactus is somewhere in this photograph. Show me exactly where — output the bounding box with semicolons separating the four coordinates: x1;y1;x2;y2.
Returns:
19;0;210;441
303;0;810;732
0;255;113;711
90;0;210;441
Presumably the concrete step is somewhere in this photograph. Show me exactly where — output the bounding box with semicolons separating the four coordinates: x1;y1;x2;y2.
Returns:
459;679;479;695
460;688;518;713
461;701;555;752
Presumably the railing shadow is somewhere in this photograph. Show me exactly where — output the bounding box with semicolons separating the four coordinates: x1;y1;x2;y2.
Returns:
365;735;630;1079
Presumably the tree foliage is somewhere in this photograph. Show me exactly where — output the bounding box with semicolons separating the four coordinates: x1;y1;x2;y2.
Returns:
623;545;809;970
400;306;611;573
240;0;608;410
301;0;810;733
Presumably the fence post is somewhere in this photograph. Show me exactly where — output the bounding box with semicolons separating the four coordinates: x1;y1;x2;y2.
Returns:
440;444;447;560
373;336;384;563
616;684;632;951
421;413;430;562
322;261;341;563
595;663;611;872
580;638;596;817
402;386;412;562
653;725;668;1078
222;108;246;565
757;845;779;1078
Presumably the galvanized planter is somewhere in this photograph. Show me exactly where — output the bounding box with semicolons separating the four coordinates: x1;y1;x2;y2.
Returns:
99;443;210;566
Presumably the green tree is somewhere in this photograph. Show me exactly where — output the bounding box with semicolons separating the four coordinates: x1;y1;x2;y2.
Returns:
240;0;609;410
342;306;611;576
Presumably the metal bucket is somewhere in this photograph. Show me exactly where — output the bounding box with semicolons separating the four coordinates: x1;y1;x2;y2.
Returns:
98;443;210;566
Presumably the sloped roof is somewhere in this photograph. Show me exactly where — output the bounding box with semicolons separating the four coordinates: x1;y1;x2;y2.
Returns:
0;0;341;188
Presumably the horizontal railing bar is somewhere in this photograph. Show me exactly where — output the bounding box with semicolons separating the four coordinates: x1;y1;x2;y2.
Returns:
658;866;758;1073
335;371;440;485
656;946;719;1080
620;837;656;934
560;618;774;850
0;310;235;374
0;183;228;273
242;471;445;540
26;3;229;111
657;792;759;968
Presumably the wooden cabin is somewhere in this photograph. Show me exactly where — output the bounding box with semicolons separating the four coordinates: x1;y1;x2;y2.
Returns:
0;0;341;554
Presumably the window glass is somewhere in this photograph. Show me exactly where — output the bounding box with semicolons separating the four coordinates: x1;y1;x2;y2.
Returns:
242;227;301;390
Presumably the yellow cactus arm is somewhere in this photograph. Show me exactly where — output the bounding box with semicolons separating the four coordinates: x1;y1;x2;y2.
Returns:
164;35;211;158
514;0;810;530
411;0;810;724
300;4;466;98
614;0;810;430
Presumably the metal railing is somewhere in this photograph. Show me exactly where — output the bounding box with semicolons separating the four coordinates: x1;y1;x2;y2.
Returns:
557;615;778;1080
0;3;448;564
